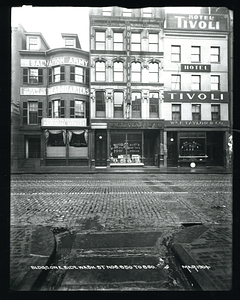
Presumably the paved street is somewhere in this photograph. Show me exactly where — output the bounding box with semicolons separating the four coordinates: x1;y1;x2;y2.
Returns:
10;173;232;290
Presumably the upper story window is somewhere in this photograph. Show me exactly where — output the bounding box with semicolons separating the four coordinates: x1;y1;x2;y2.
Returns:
113;32;124;51
171;75;181;90
65;39;75;48
23;101;42;125
171;45;181;62
113;61;124;82
131;62;141;82
70;100;85;118
131;92;141;118
114;91;124;118
70;66;84;83
50;99;64;118
131;33;141;51
172;104;181;121
123;8;132;17
191;46;201;62
95;91;106;117
211;46;220;63
143;7;152;17
95;61;106;81
149;92;159;118
191;75;201;90
28;37;39;50
95;31;105;50
149;34;158;52
23;68;43;85
102;7;111;16
211;104;220;121
49;66;65;83
211;75;220;90
192;104;201;121
149;62;159;82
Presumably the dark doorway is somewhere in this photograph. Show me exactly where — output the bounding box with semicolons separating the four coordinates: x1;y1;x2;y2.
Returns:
28;137;41;158
167;132;178;166
144;130;158;166
95;131;107;166
207;132;224;166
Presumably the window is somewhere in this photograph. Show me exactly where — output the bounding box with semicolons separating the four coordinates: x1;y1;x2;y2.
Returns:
123;8;131;17
96;91;105;117
51;100;65;118
95;61;105;81
131;62;141;82
211;104;220;120
114;92;124;118
171;75;181;90
102;7;111;16
149;63;159;82
28;37;38;50
49;66;65;83
70;66;84;83
131;33;141;51
191;46;201;62
23;101;42;125
113;62;124;81
192;104;201;121
70;100;85;118
143;7;152;17
65;39;75;47
191;75;201;90
149;34;158;52
211;47;220;63
23;68;43;84
113;32;123;51
95;31;105;50
171;45;181;62
172;104;181;121
149;92;159;118
69;131;87;147
211;75;220;90
131;92;141;118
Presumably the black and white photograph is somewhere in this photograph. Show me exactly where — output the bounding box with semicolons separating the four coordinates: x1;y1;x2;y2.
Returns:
10;5;233;291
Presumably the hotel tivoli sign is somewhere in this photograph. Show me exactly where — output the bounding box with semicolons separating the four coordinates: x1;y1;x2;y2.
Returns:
164;91;229;102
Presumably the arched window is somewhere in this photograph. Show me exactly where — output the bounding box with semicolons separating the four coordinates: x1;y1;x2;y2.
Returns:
149;62;159;82
113;61;123;81
95;61;106;81
131;62;141;82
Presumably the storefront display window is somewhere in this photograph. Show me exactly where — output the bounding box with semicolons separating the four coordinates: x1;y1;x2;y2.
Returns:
179;132;206;157
110;132;143;164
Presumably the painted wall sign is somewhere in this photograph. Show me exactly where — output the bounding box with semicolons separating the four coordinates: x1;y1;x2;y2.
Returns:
21;56;88;68
41;118;87;127
181;64;211;72
108;121;163;129
20;87;46;95
166;14;228;31
48;85;89;96
165;120;229;127
126;23;131;104
164;91;228;102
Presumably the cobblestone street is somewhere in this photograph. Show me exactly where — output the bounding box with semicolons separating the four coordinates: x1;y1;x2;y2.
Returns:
10;173;232;291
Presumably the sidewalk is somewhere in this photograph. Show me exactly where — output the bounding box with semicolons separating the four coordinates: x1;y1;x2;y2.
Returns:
11;165;232;174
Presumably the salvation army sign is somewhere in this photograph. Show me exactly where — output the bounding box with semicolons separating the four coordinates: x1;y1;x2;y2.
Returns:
166;14;228;31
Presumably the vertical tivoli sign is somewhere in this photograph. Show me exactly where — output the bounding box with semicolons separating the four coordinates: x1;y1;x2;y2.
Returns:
166;14;228;31
126;23;131;104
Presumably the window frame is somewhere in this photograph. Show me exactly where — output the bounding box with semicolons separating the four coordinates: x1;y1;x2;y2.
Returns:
149;33;159;52
113;61;124;82
95;61;106;82
122;8;132;17
23;68;43;85
113;32;124;51
192;104;201;121
70;66;84;83
171;74;181;90
149;92;159;118
171;45;181;62
211;75;220;90
172;104;181;121
95;31;106;50
131;92;142;118
191;46;201;62
102;7;112;16
95;91;106;117
131;62;141;82
142;7;152;18
28;101;38;125
191;75;201;90
149;62;159;83
114;91;124;118
210;46;220;63
28;37;38;50
211;104;220;121
131;33;141;51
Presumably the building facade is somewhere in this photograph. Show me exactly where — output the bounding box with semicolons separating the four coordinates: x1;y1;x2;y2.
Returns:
11;25;90;168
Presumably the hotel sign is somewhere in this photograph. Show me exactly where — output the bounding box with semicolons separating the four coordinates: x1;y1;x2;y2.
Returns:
181;64;211;72
21;56;88;68
48;85;89;96
164;91;228;102
41;118;87;127
126;23;131;104
166;14;228;31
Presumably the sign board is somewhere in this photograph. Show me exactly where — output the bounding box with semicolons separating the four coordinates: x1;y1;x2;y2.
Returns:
48;85;89;96
41;118;87;127
108;120;164;129
21;56;88;68
181;64;211;72
164;91;228;102
126;23;131;104
166;14;228;31
20;87;46;95
165;120;229;127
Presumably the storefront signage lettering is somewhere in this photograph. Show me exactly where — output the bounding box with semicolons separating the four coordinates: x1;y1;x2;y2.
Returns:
166;14;228;31
126;23;131;104
21;57;88;68
20;87;46;95
181;64;211;72
165;120;229;127
164;91;228;102
48;85;89;96
41;118;87;127
109;122;163;129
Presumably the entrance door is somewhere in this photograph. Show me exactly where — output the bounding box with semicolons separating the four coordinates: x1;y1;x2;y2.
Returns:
28;137;41;158
144;139;154;165
95;131;107;166
167;132;178;166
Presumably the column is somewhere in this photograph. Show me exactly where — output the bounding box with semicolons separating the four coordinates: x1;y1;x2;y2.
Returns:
91;129;95;168
107;129;110;167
